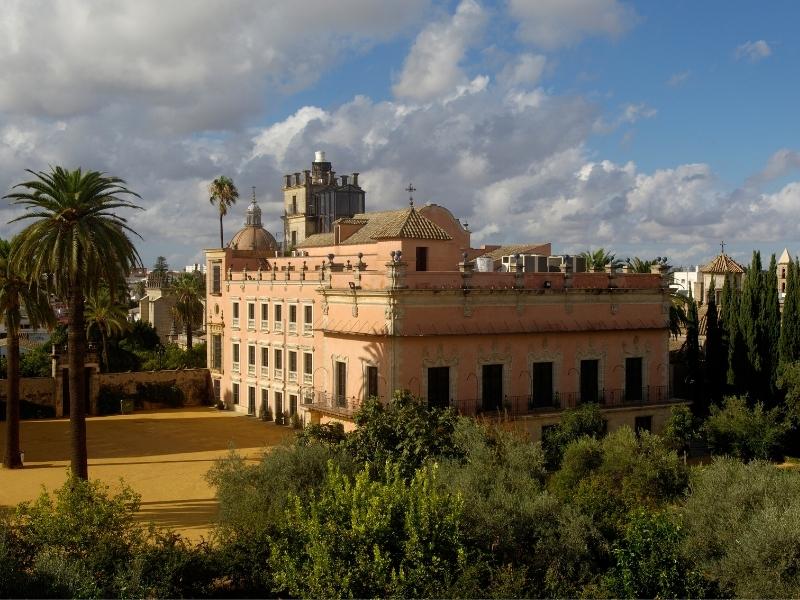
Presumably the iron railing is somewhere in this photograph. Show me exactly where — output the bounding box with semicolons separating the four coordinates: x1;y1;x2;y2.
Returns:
310;391;362;416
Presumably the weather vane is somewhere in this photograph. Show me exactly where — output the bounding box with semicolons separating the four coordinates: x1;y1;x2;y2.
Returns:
406;183;416;207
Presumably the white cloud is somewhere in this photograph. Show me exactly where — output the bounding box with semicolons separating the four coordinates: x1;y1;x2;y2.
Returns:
498;53;547;88
666;71;691;87
735;40;772;62
393;0;487;101
508;0;638;49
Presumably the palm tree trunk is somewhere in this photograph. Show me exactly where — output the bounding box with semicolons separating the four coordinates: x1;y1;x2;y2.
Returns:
101;331;109;373
219;214;224;248
186;322;193;350
68;283;89;480
3;319;22;469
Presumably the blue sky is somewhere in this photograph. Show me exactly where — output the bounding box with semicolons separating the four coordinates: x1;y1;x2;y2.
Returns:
0;0;798;269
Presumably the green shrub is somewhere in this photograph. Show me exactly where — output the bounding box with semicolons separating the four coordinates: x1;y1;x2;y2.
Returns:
542;402;606;470
296;421;346;448
662;403;699;453
683;457;800;597
269;461;466;599
134;381;184;408
96;384;128;416
704;395;788;460
605;510;715;599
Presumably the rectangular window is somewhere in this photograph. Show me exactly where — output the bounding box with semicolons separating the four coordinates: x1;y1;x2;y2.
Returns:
274;348;283;379
212;264;221;293
261;346;269;376
211;334;222;371
303;352;313;384
531;362;554;408
426;366;449;408
304;304;313;333
248;345;256;375
289;394;298;416
213;379;221;404
580;359;600;404
625;357;643;403
247;303;255;329
232;382;239;405
288;351;298;382
260;388;268;418
335;361;347;407
416;246;428;272
232;302;240;328
481;364;503;412
274;304;283;331
261;302;269;329
274;391;284;424
247;386;256;415
232;343;240;372
288;304;297;334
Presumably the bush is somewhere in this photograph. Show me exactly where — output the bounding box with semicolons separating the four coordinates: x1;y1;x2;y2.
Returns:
347;390;464;479
662;403;699;453
682;457;800;597
296;421;346;448
269;462;466;599
96;384;128;416
605;510;714;599
704;395;788;461
542;402;607;470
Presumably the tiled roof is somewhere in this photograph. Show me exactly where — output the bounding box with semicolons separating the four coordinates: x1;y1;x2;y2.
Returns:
779;248;792;264
700;253;745;274
476;243;549;262
297;232;335;248
297;207;452;247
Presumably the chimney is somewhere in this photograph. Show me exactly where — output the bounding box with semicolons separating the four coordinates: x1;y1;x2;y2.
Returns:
341;174;349;186
352;172;359;187
314;150;326;163
294;172;301;186
284;174;291;187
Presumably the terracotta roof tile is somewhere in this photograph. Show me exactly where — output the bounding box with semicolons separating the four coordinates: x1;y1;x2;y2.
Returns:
700;253;745;274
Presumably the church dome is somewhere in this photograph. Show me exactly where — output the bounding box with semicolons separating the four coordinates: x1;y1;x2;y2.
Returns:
228;196;278;252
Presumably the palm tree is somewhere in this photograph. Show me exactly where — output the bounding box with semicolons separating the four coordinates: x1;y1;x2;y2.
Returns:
0;237;54;469
209;176;239;248
6;167;141;479
626;256;670;273
170;272;204;349
86;287;129;372
581;248;621;272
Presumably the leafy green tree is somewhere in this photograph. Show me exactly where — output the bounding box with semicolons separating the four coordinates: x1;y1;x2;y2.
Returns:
151;256;169;276
682;457;800;597
662;403;699;454
780;259;800;365
0;237;54;469
762;254;781;402
85;287;129;372
704;278;724;408
208;175;239;248
7;167;141;479
169;272;204;349
346;391;464;479
542;402;606;470
606;510;714;599
581;247;621;272
269;462;466;599
704;395;788;461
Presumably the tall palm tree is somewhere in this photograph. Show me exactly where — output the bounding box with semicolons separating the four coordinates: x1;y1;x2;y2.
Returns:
86;287;129;372
580;248;622;272
170;272;204;349
0;237;54;469
208;176;239;248
6;167;141;479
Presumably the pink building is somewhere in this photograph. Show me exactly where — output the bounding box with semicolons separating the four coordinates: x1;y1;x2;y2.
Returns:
206;168;682;439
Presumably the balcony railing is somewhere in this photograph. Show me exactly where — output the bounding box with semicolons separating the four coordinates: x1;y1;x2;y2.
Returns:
260;321;269;331
247;364;256;376
274;321;283;332
232;362;240;373
261;366;269;378
303;373;313;385
288;371;297;382
309;391;362;416
232;318;239;328
247;319;256;330
274;368;283;379
303;323;313;334
288;322;297;334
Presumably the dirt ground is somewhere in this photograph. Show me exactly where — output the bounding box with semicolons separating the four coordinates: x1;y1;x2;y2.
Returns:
0;407;294;540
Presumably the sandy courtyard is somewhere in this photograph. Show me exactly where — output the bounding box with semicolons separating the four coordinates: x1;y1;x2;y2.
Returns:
0;407;294;540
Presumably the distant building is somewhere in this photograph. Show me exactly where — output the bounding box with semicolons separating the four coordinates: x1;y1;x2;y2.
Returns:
282;151;366;249
206;177;682;438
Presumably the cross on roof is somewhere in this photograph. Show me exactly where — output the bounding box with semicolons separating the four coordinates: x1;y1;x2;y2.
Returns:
720;240;725;254
405;183;416;207
252;186;256;201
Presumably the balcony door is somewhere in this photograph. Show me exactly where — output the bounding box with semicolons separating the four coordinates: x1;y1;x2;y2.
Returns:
482;364;503;411
580;359;599;404
427;366;450;409
531;362;554;407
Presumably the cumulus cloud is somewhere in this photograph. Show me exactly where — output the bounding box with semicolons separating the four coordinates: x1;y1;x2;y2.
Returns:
393;0;486;102
735;40;772;62
497;53;547;88
508;0;638;49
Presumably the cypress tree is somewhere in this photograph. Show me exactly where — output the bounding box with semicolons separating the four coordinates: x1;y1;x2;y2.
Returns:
780;258;800;365
685;294;701;407
739;251;763;401
762;254;781;403
705;277;724;410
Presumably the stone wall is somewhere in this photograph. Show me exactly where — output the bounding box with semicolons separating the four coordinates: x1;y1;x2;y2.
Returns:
97;369;212;408
0;377;56;409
